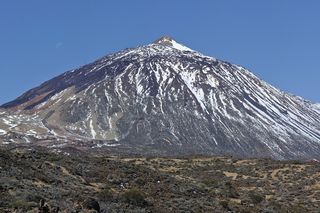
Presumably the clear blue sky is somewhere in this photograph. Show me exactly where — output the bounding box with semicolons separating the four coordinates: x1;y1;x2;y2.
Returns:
0;1;319;104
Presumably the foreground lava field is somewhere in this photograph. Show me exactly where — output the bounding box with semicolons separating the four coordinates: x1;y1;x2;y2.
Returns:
0;146;320;212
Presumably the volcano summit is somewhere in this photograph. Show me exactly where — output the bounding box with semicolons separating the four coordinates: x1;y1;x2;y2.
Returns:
1;37;319;160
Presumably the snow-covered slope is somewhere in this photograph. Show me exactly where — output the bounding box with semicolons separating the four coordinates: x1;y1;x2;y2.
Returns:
313;103;320;113
1;36;320;160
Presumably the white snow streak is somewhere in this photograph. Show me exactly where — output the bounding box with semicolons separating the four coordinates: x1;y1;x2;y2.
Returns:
90;119;96;139
0;129;7;135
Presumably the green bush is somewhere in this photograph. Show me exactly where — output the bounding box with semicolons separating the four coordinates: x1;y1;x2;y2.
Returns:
248;191;264;204
219;200;228;209
98;188;114;201
289;204;308;213
202;179;219;187
225;182;239;198
25;193;43;203
122;188;147;206
46;155;62;162
11;199;37;210
134;177;146;186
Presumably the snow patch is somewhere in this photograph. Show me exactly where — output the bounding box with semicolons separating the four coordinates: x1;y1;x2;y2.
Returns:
90;119;96;139
93;142;120;148
0;129;7;135
179;71;207;112
313;103;320;113
171;40;193;52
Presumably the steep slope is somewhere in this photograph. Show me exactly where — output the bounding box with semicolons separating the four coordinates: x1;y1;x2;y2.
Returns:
1;36;320;159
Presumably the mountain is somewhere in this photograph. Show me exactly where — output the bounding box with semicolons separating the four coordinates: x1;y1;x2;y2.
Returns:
1;36;320;159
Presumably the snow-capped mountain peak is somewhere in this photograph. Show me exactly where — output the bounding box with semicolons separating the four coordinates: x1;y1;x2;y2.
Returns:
0;37;319;160
153;36;193;52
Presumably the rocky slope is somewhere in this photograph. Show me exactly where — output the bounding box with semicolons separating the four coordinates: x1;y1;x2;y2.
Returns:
1;36;320;160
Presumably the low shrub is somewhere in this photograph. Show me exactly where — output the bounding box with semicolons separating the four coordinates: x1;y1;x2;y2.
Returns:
248;191;264;204
219;200;228;209
122;188;147;206
98;188;114;201
11;199;37;210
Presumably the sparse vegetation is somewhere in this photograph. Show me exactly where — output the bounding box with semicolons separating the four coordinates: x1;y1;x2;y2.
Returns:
0;147;320;212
